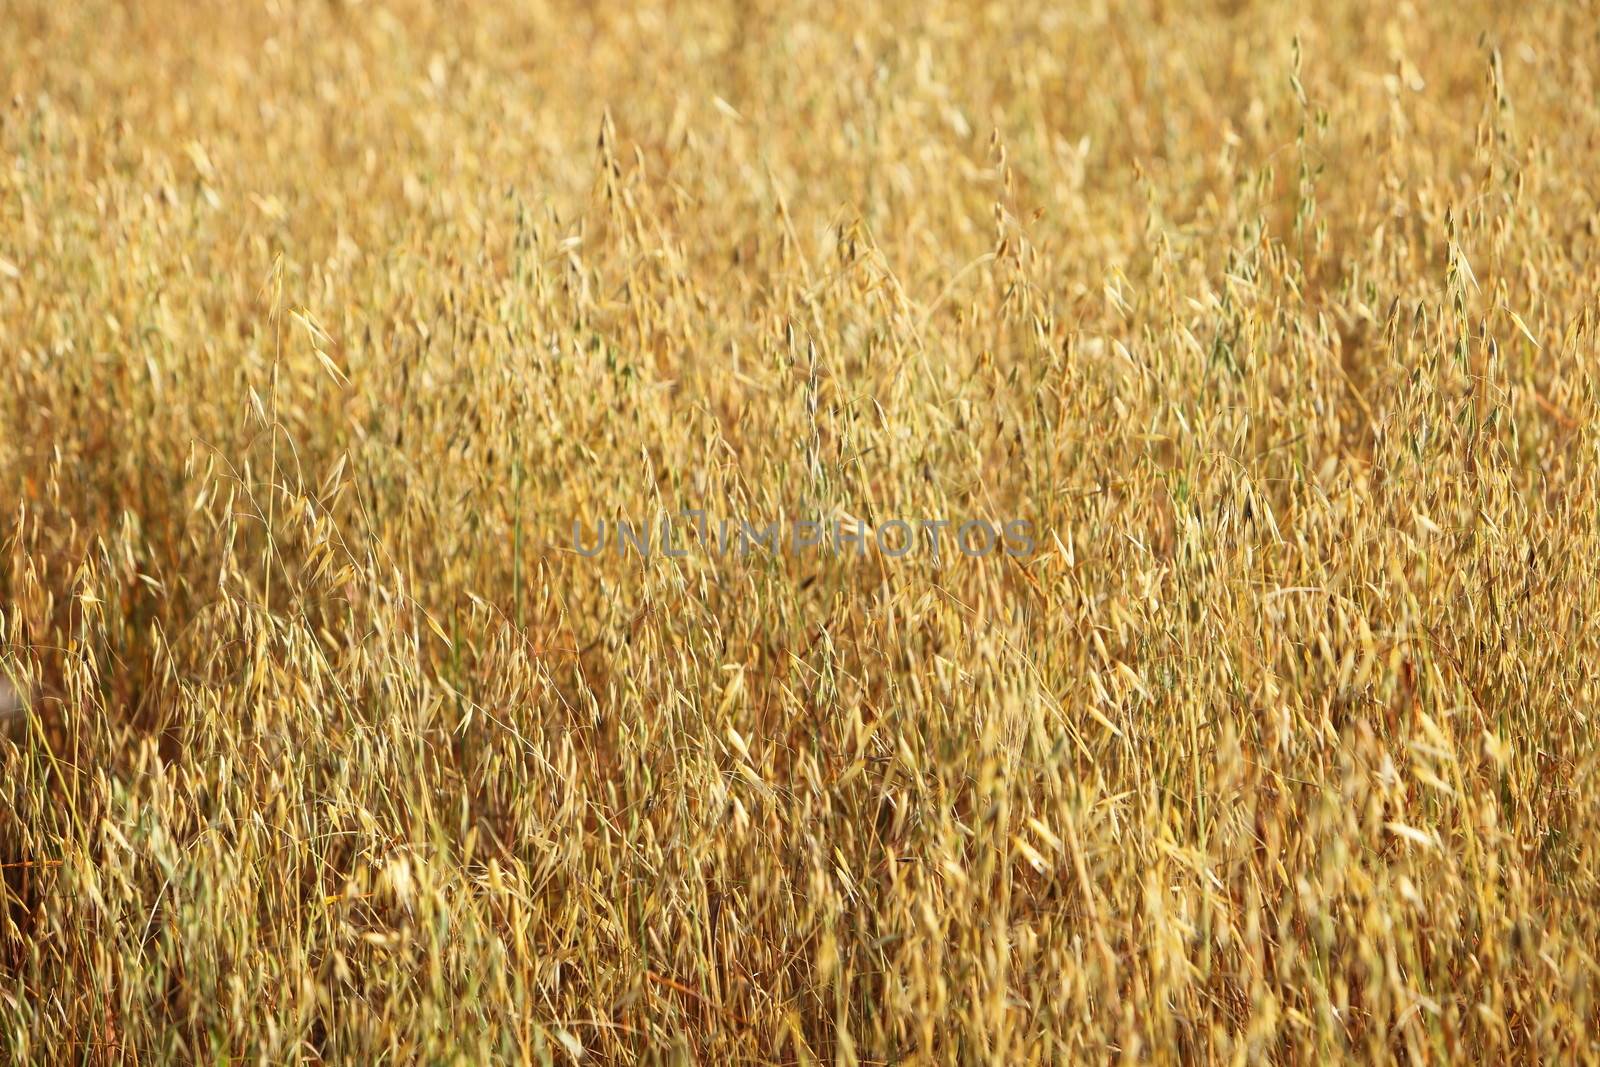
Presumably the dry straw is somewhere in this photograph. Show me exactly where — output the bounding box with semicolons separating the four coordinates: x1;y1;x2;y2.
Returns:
0;0;1596;1063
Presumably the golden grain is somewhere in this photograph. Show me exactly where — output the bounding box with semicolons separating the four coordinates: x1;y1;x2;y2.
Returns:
2;1;1597;1063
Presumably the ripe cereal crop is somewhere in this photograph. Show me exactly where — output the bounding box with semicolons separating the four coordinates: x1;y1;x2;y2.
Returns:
3;1;1599;1063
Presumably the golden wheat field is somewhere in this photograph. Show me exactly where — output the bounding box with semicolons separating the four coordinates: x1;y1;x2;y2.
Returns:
5;0;1600;1062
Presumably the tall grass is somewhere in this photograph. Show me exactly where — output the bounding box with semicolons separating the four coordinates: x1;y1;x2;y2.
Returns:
3;0;1599;1061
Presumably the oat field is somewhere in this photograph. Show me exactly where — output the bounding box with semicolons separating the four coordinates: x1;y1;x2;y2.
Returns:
4;0;1600;1063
